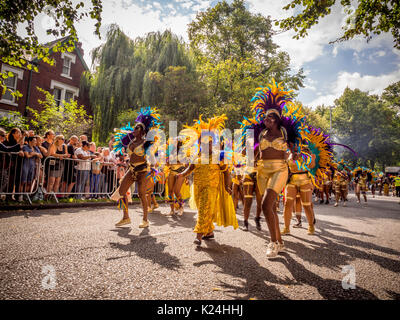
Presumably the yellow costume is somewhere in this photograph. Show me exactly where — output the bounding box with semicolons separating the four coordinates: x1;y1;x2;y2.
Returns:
256;129;289;195
285;157;312;206
215;168;239;229
181;114;238;235
192;164;220;234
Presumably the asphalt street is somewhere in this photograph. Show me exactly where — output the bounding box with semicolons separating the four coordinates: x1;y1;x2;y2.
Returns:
1;193;399;300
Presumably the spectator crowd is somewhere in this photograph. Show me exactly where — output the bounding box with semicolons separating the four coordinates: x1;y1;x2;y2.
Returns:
0;127;126;202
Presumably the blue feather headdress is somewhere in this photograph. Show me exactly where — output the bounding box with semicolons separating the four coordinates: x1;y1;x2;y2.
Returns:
113;107;162;154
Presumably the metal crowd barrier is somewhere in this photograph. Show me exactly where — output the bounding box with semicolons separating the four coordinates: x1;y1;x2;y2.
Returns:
41;157;118;203
131;172;166;198
0;150;40;205
0;151;167;204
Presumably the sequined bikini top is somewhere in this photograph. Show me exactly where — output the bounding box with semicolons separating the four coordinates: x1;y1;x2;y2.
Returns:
128;142;145;157
259;129;288;152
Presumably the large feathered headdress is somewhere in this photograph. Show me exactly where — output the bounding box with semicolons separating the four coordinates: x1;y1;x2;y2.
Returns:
113;106;162;154
251;79;294;122
298;126;334;188
179;114;228;163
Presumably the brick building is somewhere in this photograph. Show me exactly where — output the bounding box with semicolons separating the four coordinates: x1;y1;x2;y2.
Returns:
0;36;91;118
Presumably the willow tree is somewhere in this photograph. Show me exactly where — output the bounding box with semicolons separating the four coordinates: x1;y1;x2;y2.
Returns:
82;24;199;144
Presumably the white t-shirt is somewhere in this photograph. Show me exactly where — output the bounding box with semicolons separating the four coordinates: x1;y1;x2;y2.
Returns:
104;152;117;171
75;148;91;171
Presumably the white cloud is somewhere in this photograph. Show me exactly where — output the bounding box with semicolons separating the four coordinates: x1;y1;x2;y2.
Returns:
153;2;161;10
248;0;397;69
181;2;193;9
71;1;191;67
307;69;400;108
353;51;362;65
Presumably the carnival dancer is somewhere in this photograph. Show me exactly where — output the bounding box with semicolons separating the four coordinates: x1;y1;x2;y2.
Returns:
231;164;244;211
320;166;333;204
237;117;262;231
333;161;350;207
111;107;162;227
282;126;333;235
353;167;370;205
247;80;305;258
164;139;188;216
146;166;162;213
177;114;237;246
281;150;315;235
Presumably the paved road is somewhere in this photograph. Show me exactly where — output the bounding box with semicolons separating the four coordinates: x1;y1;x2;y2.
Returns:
1;194;399;300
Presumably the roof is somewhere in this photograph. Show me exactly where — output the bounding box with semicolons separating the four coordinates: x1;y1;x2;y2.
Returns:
32;35;89;71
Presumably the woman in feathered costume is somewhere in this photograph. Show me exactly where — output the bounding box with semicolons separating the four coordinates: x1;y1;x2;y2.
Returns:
237;116;262;231
281;126;334;236
353;166;370;205
333;160;352;207
164;138;189;216
176;114;238;245
249;79;303;258
111;107;162;228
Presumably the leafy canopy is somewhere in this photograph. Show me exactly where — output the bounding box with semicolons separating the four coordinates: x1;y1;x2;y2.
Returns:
277;0;400;49
27;87;93;138
0;0;102;98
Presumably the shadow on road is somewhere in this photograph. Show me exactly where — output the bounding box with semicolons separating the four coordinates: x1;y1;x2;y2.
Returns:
194;241;293;299
280;252;379;299
146;204;197;229
108;227;182;271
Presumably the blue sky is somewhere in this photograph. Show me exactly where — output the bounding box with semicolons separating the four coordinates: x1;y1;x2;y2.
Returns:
29;0;400;108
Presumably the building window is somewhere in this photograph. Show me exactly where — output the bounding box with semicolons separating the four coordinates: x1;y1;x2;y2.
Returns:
62;57;71;76
53;88;62;106
2;73;17;102
65;90;74;102
50;80;79;107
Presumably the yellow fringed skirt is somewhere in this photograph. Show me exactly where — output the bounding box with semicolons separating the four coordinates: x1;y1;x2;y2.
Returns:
192;164;220;234
214;172;238;229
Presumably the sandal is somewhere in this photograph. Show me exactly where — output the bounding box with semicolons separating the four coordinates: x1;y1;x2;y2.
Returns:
202;233;215;240
194;238;202;245
254;217;261;231
293;221;302;228
241;220;249;231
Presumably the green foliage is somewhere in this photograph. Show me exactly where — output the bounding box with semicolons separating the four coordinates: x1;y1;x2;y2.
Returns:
188;0;305;130
27;87;93;138
278;0;400;49
331;87;400;168
83;25;199;143
0;0;102;98
0;111;29;132
381;81;400;112
115;109;138;129
302;105;330;133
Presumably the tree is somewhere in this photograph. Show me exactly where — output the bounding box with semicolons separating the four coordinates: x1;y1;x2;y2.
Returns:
278;0;400;49
381;81;400;112
0;111;29;132
27;87;93;138
0;0;102;99
332;87;400;168
188;0;277;64
83;25;201;144
188;0;305;130
302;105;330;133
